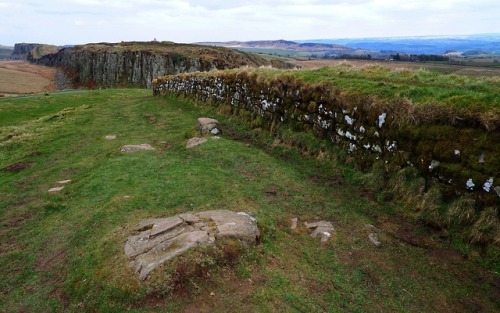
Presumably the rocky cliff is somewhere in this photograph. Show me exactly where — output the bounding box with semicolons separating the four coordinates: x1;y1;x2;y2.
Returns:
11;43;59;60
11;43;38;60
31;41;294;88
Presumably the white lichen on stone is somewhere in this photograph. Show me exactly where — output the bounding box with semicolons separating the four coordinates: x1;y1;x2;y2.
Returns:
386;140;397;152
466;178;475;190
378;112;387;128
345;115;354;125
345;131;356;141
429;160;440;171
348;143;357;153
483;177;494;192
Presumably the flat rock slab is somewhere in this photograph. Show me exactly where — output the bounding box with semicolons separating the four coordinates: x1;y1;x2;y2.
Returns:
197;117;220;135
105;135;116;140
305;221;335;242
369;233;382;247
121;144;155;153
186;137;207;148
125;210;259;280
48;186;64;192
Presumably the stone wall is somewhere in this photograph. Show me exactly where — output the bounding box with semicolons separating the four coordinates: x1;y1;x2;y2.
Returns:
153;72;499;210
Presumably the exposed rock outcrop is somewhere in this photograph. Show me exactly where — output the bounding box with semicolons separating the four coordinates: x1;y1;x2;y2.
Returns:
31;41;293;88
124;210;260;280
10;43;38;60
197;117;220;135
121;144;155;153
12;43;60;60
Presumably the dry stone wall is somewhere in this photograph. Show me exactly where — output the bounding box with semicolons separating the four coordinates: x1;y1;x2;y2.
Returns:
153;72;499;208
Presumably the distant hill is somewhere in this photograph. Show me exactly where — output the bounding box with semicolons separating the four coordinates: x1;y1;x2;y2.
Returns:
11;43;60;60
0;45;14;60
196;39;353;59
298;33;500;55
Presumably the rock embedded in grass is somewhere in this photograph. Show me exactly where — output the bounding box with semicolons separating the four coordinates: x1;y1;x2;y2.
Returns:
304;220;335;242
124;210;260;280
369;233;382;247
120;144;155;152
48;186;64;192
197;117;220;135
186;137;207;148
105;134;116;140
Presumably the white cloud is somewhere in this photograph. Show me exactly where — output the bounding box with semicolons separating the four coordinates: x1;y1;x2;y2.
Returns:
0;0;498;45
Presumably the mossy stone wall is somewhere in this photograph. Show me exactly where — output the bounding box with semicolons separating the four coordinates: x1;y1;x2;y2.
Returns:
153;72;499;210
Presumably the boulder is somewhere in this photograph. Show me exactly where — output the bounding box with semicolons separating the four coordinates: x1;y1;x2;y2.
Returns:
124;210;259;280
121;144;155;153
197;118;220;135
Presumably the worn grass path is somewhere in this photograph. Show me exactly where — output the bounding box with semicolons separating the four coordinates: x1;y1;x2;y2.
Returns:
0;89;498;312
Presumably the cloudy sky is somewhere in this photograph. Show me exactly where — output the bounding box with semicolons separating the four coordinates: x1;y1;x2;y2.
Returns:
1;0;499;46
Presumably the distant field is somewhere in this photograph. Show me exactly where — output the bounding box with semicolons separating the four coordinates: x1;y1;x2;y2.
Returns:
0;47;13;60
291;59;500;77
0;61;56;95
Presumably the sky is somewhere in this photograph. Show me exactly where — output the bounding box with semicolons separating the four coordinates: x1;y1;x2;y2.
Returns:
1;0;499;46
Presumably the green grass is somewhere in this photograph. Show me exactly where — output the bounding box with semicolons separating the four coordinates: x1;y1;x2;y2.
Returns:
1;89;498;312
213;65;500;113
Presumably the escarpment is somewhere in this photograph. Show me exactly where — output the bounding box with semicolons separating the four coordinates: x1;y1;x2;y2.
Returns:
31;41;293;88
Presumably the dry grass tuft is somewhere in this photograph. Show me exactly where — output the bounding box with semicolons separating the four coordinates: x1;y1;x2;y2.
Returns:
470;207;500;245
417;186;445;227
446;197;476;226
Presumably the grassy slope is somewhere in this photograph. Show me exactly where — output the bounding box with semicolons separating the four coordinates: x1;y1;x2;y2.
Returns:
0;90;498;312
0;66;54;94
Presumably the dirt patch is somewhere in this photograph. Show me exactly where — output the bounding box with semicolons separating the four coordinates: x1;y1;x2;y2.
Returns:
26;151;43;157
35;249;69;307
2;162;36;172
308;175;345;186
427;248;463;261
377;215;438;249
3;211;35;228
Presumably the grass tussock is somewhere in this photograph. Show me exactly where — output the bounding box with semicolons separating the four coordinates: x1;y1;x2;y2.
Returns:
470;207;500;245
446;197;477;226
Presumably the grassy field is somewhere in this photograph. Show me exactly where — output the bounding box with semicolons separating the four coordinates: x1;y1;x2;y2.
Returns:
212;64;500;114
291;59;500;77
1;89;498;312
0;61;56;95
